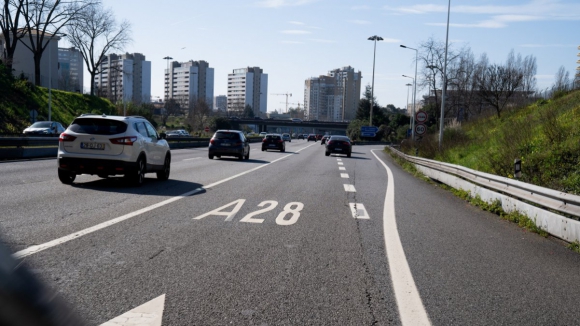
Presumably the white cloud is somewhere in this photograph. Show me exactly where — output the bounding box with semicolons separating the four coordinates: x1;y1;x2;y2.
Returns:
257;0;318;8
383;0;580;28
281;30;312;34
289;21;305;25
280;41;305;44
309;39;337;43
348;20;371;25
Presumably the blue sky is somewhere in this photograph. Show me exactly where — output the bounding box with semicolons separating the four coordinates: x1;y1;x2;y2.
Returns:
72;0;579;112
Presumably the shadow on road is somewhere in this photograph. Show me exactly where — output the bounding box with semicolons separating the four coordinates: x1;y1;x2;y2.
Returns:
71;178;207;197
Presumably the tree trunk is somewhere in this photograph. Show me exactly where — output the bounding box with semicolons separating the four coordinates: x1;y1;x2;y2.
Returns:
90;71;96;96
34;53;42;86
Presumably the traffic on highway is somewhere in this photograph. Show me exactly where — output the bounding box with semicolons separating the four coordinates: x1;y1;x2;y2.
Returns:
1;138;580;325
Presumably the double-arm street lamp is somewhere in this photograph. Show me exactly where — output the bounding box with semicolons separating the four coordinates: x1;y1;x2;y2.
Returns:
400;44;418;140
368;35;383;126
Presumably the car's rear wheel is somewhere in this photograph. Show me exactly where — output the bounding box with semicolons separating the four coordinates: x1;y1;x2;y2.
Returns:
157;155;170;180
325;152;330;156
244;150;250;160
127;157;145;186
58;169;76;184
281;147;285;152
347;152;351;158
209;154;214;159
238;154;244;160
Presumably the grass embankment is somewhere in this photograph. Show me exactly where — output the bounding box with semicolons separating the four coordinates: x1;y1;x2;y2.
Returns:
0;64;115;133
404;90;580;195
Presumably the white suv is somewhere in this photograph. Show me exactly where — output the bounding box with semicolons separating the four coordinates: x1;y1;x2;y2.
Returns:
57;115;171;186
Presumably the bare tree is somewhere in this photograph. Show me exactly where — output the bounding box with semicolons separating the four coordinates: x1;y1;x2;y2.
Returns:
66;2;130;95
476;64;524;118
553;66;570;92
19;0;95;86
161;98;181;126
188;98;212;131
0;0;26;75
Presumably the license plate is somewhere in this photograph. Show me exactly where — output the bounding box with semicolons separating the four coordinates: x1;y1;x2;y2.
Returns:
335;148;342;151
221;143;231;146
269;144;276;147
81;142;105;150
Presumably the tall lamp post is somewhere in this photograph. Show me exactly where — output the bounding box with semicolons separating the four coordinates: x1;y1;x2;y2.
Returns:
48;33;66;122
367;35;383;126
405;83;412;114
439;0;451;150
163;56;173;100
400;44;418;140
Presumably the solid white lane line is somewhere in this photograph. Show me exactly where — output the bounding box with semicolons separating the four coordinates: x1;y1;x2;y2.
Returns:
343;184;356;192
371;149;431;325
338;162;344;166
339;167;346;171
341;173;349;178
348;203;370;219
14;144;318;259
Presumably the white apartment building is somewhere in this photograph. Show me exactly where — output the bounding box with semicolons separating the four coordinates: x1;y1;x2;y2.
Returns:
164;60;214;108
58;47;83;92
227;67;268;116
95;53;151;104
214;95;227;111
304;66;362;122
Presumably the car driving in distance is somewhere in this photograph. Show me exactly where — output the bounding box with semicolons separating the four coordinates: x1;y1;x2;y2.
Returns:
262;134;285;152
307;134;317;142
259;132;267;137
23;121;66;135
325;135;352;157
208;130;250;160
282;133;291;142
57;115;171;186
320;135;331;145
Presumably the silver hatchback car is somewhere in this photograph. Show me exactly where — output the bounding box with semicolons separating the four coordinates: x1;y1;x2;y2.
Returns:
57;115;171;186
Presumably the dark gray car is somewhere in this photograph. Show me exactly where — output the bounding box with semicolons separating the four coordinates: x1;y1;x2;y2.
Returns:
208;130;250;160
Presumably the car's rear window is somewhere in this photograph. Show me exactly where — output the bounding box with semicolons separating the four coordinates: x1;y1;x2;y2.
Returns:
215;132;240;140
266;135;281;140
69;118;127;135
30;122;52;128
330;136;349;142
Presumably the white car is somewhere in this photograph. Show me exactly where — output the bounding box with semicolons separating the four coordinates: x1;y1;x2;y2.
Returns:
23;121;66;135
282;133;291;142
57;114;171;186
259;132;267;137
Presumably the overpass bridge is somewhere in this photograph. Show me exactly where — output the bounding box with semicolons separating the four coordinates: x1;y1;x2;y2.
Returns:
229;118;349;135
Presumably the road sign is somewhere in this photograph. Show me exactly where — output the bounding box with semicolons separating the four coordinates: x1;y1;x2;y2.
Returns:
415;124;427;135
361;132;376;137
361;126;379;133
204;126;210;132
415;111;428;124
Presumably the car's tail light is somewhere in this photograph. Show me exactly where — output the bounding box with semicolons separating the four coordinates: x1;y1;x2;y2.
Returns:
328;140;334;145
278;140;283;143
234;142;242;146
110;136;137;145
59;133;76;142
210;139;216;144
262;138;267;142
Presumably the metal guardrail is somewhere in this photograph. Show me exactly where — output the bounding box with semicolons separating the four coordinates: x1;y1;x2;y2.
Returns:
389;146;580;219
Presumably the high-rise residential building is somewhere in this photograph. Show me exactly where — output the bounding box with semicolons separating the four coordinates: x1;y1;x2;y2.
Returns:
95;52;151;104
304;66;362;122
227;67;268;116
214;95;227;111
164;60;214;108
58;47;83;92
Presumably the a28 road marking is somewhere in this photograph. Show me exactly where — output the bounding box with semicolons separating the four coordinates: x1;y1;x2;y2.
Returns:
13;144;318;259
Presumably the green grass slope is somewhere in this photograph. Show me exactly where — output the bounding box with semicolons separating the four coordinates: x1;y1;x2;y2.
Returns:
419;90;580;194
0;63;115;133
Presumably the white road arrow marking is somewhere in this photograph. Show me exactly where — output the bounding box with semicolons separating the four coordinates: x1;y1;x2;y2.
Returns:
100;294;165;326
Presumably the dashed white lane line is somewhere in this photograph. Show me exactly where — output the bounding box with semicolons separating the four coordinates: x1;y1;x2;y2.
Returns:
349;203;370;219
343;184;356;192
338;162;344;166
340;173;349;178
337;158;342;161
370;149;431;325
13;144;318;259
183;157;202;161
339;167;346;171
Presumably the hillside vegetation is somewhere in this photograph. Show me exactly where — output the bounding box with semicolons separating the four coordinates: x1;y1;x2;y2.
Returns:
403;90;580;195
0;63;116;134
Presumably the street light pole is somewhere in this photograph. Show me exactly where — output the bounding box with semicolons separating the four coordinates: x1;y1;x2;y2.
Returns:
439;0;451;150
403;75;415;136
163;56;173;100
368;35;383;127
405;82;412;114
400;45;418;140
